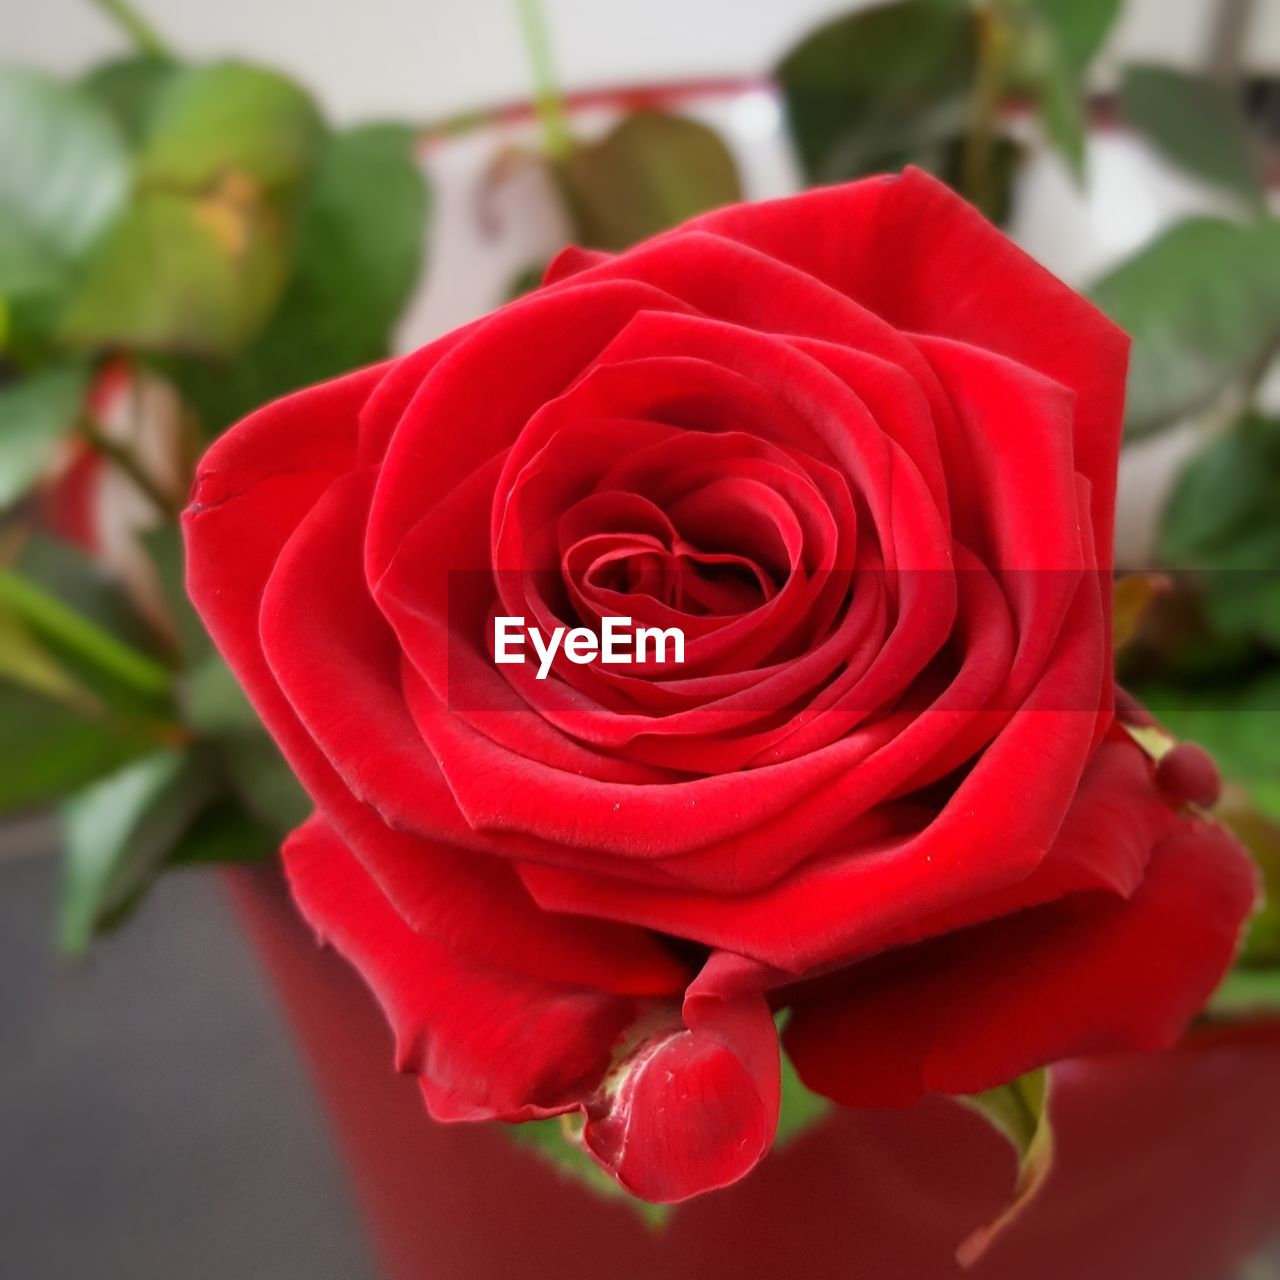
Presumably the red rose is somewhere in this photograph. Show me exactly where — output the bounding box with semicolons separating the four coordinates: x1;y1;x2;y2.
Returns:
185;169;1256;1203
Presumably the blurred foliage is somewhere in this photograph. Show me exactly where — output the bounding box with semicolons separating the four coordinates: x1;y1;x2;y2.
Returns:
774;0;1119;220
0;8;429;942
556;111;742;252
776;0;980;187
1090;220;1280;439
1120;64;1267;209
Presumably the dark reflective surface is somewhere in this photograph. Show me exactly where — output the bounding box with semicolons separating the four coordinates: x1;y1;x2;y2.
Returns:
0;842;374;1280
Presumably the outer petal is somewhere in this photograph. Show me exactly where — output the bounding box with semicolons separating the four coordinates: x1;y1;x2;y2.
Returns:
690;167;1130;566
784;814;1257;1107
284;814;638;1118
286;816;780;1202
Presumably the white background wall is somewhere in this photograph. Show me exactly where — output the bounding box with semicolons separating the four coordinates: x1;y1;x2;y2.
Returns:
8;0;1280;125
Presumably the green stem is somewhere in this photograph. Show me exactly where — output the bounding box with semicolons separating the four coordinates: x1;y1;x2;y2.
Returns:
962;3;1009;214
514;0;573;160
79;417;181;521
86;0;170;57
0;572;172;698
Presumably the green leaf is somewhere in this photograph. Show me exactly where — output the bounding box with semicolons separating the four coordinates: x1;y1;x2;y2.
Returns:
167;124;428;433
1034;47;1087;176
1122;65;1265;208
0;364;88;508
509;1114;671;1229
1090;218;1280;439
12;532;158;656
140;523;213;662
137;61;325;194
1215;792;1280;967
179;644;308;835
956;1069;1054;1267
183;651;261;736
0;681;154;813
1157;415;1280;647
81;54;180;143
167;794;278;865
0;68;130;266
776;0;977;184
556;111;741;252
1001;0;1121;179
218;729;310;835
182;651;308;833
1159;416;1280;568
0;606;97;709
0;207;71;309
0;562;171;701
63;187;289;356
59;748;219;952
1027;0;1121;73
775;1046;831;1146
1211;966;1280;1016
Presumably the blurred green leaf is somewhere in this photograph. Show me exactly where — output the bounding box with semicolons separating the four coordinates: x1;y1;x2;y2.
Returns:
168;794;278;865
1211;966;1280;1015
1001;0;1121;179
0;606;97;709
0;561;170;702
0;208;71;311
1;532;176;731
510;1115;671;1229
1090;218;1280;439
1026;0;1120;73
182;649;309;835
776;0;977;184
137;61;325;193
168;124;428;433
0;364;88;508
1122;65;1265;208
81;54;180;143
13;532;158;656
219;730;310;835
157;521;309;832
61;60;329;358
0;682;154;813
183;651;259;736
141;524;212;661
63;188;289;356
1217;796;1280;967
956;1068;1054;1266
557;111;741;252
1160;416;1280;568
59;748;218;952
1035;53;1087;176
775;1045;831;1146
272;123;425;356
0;68;130;268
1158;416;1280;647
